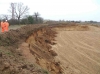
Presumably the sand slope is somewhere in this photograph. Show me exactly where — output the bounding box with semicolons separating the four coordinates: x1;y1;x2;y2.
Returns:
52;26;100;74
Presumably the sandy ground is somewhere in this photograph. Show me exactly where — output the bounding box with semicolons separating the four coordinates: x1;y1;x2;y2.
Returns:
52;26;100;74
0;24;100;74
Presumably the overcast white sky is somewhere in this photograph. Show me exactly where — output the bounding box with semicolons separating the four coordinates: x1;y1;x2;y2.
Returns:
0;0;100;21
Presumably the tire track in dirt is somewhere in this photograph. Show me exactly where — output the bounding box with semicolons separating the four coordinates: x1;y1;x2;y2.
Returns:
52;26;100;74
63;32;100;63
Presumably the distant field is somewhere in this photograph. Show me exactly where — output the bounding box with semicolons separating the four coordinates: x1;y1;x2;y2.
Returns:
9;25;26;29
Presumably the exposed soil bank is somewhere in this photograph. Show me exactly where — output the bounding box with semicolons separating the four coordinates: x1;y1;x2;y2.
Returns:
25;27;62;74
0;24;63;74
0;24;97;74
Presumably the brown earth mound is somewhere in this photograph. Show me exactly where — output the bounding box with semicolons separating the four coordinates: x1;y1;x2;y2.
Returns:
0;24;63;74
0;25;45;46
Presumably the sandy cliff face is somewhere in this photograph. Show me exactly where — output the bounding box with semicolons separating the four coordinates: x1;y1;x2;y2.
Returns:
25;27;62;74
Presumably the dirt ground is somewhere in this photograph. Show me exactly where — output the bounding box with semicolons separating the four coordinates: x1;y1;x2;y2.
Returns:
0;24;100;74
0;24;62;74
52;25;100;74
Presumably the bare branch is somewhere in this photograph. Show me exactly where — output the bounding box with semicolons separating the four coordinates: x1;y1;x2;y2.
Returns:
0;14;9;20
9;2;29;22
20;6;29;16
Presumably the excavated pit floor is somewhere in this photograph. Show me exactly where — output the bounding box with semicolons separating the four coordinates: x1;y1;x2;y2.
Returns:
52;25;100;74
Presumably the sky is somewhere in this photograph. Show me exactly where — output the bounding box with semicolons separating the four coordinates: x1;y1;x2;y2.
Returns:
0;0;100;21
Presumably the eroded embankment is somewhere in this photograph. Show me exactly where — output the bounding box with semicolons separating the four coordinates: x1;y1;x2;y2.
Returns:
0;25;46;46
24;27;62;74
0;24;63;74
0;24;91;74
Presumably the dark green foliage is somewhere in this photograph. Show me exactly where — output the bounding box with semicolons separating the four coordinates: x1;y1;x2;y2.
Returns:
27;16;34;24
21;18;28;24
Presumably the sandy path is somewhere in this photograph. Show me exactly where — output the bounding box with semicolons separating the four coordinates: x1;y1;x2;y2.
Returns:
52;26;100;74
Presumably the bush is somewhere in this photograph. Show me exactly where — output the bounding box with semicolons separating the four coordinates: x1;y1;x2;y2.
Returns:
8;19;19;25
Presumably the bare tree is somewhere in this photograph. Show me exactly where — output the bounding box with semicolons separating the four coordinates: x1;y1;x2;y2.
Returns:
0;14;9;20
3;15;9;20
10;3;16;19
9;2;29;24
34;12;40;22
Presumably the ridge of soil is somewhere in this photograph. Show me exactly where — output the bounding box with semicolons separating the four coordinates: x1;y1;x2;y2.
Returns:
0;24;63;74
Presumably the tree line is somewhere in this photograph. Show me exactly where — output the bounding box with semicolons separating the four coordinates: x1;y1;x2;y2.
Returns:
0;2;43;25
